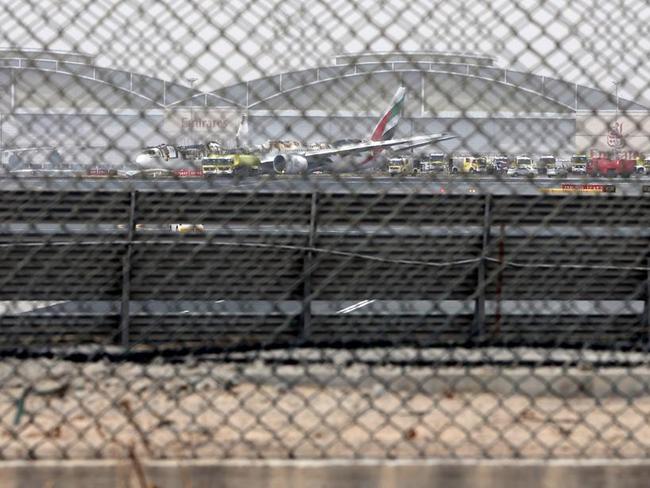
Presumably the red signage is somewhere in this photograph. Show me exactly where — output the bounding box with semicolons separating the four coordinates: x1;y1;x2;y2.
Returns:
174;168;204;178
86;167;110;176
560;183;615;193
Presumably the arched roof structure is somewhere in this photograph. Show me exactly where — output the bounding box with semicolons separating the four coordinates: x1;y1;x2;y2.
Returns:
0;49;647;155
1;49;646;115
0;48;237;112
209;52;648;116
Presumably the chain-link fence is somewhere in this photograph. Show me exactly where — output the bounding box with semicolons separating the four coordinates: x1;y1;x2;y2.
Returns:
0;0;650;462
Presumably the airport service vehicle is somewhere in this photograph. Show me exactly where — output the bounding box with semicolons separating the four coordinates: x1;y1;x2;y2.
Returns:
587;151;635;178
202;153;261;177
570;154;588;174
635;155;647;174
537;155;556;175
417;153;447;174
571;164;587;175
450;156;485;174
507;156;535;177
489;156;509;175
539;156;567;178
388;157;414;176
473;156;487;173
546;164;568;178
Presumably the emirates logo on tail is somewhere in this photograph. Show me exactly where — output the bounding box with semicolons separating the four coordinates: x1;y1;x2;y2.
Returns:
360;86;407;166
370;86;406;142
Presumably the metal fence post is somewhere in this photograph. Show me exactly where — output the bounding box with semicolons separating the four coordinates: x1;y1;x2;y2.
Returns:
473;194;491;339
493;222;506;339
646;257;650;348
120;190;136;348
302;191;319;341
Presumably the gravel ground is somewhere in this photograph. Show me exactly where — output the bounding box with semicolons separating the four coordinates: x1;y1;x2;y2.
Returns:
1;351;649;460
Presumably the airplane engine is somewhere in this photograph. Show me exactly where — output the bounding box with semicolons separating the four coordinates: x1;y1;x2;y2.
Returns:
273;154;308;174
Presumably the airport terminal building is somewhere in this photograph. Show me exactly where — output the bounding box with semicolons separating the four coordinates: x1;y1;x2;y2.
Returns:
1;49;649;166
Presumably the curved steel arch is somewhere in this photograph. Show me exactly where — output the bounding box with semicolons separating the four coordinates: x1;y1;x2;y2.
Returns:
4;57;240;109
245;68;578;113
6;66;170;109
165;92;244;109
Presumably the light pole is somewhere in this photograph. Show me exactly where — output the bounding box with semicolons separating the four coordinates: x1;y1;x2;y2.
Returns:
612;80;619;124
186;76;198;144
611;81;621;157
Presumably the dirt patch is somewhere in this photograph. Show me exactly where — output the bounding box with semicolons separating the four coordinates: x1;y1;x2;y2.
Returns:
0;356;649;459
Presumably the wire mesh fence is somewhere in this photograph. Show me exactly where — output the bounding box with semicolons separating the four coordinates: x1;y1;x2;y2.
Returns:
0;0;649;461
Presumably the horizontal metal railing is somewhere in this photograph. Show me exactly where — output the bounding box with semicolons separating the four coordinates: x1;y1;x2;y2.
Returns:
0;183;647;352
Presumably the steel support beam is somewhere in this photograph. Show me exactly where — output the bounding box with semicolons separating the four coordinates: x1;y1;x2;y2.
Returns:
302;192;319;340
473;194;491;339
646;257;650;348
119;190;136;348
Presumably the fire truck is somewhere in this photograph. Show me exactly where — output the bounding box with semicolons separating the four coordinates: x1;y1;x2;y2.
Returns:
587;150;636;178
450;156;486;174
417;153;447;174
387;157;414;176
201;153;261;177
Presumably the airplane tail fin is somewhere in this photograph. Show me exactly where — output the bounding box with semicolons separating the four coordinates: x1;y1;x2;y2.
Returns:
370;86;406;142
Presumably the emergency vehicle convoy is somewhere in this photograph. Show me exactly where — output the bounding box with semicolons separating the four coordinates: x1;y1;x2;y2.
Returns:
123;149;650;179
6;145;647;179
385;153;579;178
380;151;647;179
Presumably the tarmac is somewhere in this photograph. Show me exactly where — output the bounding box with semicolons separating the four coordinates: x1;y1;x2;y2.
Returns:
1;175;650;196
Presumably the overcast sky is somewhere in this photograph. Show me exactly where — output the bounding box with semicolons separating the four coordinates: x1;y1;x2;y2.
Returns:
1;0;650;102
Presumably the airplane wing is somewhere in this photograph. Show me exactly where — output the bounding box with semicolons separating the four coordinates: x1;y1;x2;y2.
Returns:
259;133;457;166
376;134;458;154
300;133;455;159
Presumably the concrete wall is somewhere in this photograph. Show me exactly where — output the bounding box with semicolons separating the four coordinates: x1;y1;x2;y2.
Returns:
2;460;650;488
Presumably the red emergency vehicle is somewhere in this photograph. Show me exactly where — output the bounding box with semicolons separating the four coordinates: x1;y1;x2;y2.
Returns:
587;150;635;178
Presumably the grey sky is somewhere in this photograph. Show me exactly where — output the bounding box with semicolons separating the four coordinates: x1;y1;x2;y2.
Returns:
1;0;649;102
